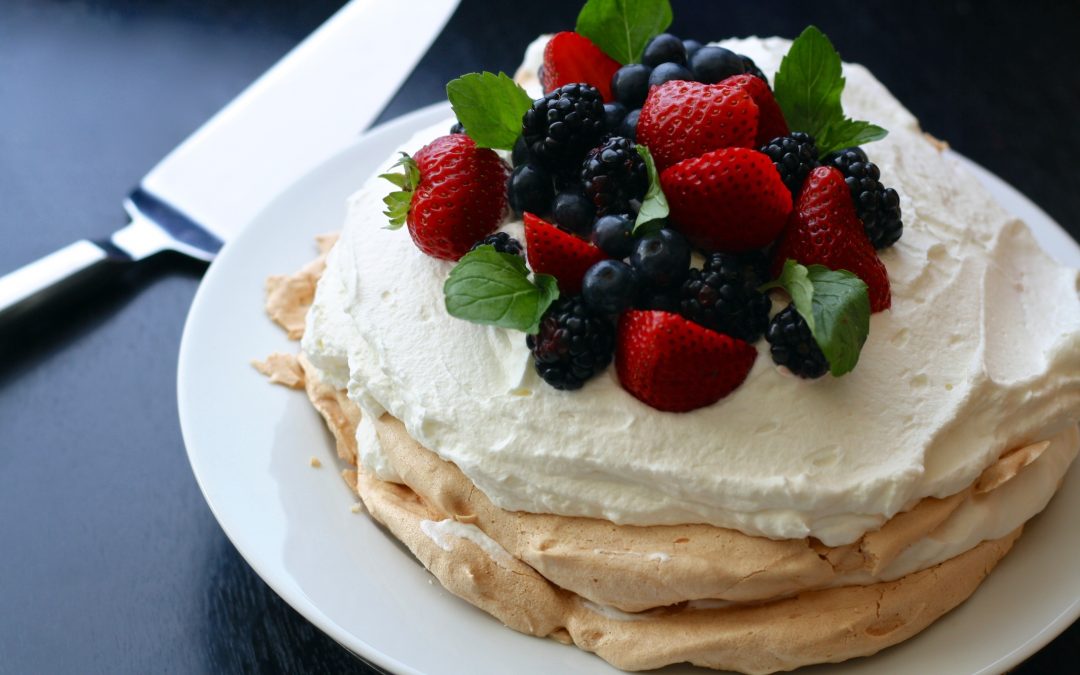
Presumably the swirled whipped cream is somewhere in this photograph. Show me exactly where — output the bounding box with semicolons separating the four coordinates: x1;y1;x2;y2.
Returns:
303;37;1080;546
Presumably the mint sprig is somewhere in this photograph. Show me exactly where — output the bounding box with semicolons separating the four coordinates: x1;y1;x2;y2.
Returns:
773;26;887;155
444;246;559;334
575;0;673;65
762;260;870;376
446;72;533;151
633;145;668;234
379;153;420;229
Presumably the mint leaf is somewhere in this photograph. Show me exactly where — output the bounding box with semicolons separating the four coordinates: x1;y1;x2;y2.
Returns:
446;72;533;150
443;246;559;334
764;259;870;376
380;153;419;230
575;0;673;64
633;144;668;234
773;26;888;155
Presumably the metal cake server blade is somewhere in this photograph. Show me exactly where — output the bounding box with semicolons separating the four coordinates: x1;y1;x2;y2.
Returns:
0;0;459;329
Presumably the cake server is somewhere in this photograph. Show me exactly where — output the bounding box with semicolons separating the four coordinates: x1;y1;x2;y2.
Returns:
0;0;459;329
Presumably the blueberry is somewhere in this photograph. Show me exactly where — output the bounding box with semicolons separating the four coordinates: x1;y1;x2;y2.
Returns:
636;287;680;313
552;190;595;235
690;46;746;84
682;39;704;60
583;260;639;315
511;135;530;167
618;109;641;142
603;102;627;133
507;164;554;216
630;228;691;288
642;33;687;67
591;214;635;258
611;64;652;108
450;121;465;135
648;62;693;88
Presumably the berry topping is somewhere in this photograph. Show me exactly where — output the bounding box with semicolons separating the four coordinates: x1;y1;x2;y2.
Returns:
508;163;555;216
471;231;523;257
603;102;628;132
822;147;903;249
773;166;891;312
766;304;829;379
551;190;596;235
760;132;820;194
618;108;641;141
449;121;465;135
630;228;691;289
511;135;530;167
583;259;639;315
679;251;772;342
661;147;792;252
616;310;757;412
642;33;688;67
527;296;615;390
522;83;607;174
648;62;694;88
682;39;704;60
581;136;648;217
637;80;760;171
740;55;768;84
722;73;789;146
381;134;509;261
591;213;636;259
541;31;622;101
689;46;745;84
611;64;653;109
636;287;680;313
524;212;609;295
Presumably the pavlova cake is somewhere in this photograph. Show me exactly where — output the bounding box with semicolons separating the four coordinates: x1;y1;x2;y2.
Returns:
255;0;1080;671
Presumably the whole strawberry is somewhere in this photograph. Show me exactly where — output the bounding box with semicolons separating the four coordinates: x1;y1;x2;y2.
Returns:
773;166;891;312
636;80;760;172
382;134;509;261
720;73;789;147
661;147;792;252
524;212;608;295
616;310;757;412
542;31;622;101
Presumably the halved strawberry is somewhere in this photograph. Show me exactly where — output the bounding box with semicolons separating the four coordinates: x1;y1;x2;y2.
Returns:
773;166;892;312
720;73;789;146
383;134;509;261
616;310;757;412
661;147;792;252
523;212;608;294
637;80;760;171
542;32;622;101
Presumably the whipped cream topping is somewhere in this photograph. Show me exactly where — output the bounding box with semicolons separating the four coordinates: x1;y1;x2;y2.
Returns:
303;36;1080;546
419;518;517;569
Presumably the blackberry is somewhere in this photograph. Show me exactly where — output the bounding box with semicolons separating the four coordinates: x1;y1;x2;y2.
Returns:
526;296;615;390
679;251;771;342
760;132;819;194
581;136;648;216
471;232;523;257
766;304;829;379
822;147;903;249
522;83;606;175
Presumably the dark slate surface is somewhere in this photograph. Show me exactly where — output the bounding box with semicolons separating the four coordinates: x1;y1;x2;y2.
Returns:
1;0;1077;672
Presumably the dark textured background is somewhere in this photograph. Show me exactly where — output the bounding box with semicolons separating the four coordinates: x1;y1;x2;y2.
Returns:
1;0;1078;672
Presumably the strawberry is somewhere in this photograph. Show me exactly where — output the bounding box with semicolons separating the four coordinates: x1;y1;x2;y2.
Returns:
542;32;622;102
636;80;759;171
720;73;789;147
773;166;892;312
661;147;792;252
382;134;509;261
616;310;757;412
523;212;608;294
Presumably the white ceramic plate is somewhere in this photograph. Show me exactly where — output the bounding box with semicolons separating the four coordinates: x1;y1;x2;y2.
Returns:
178;101;1080;675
